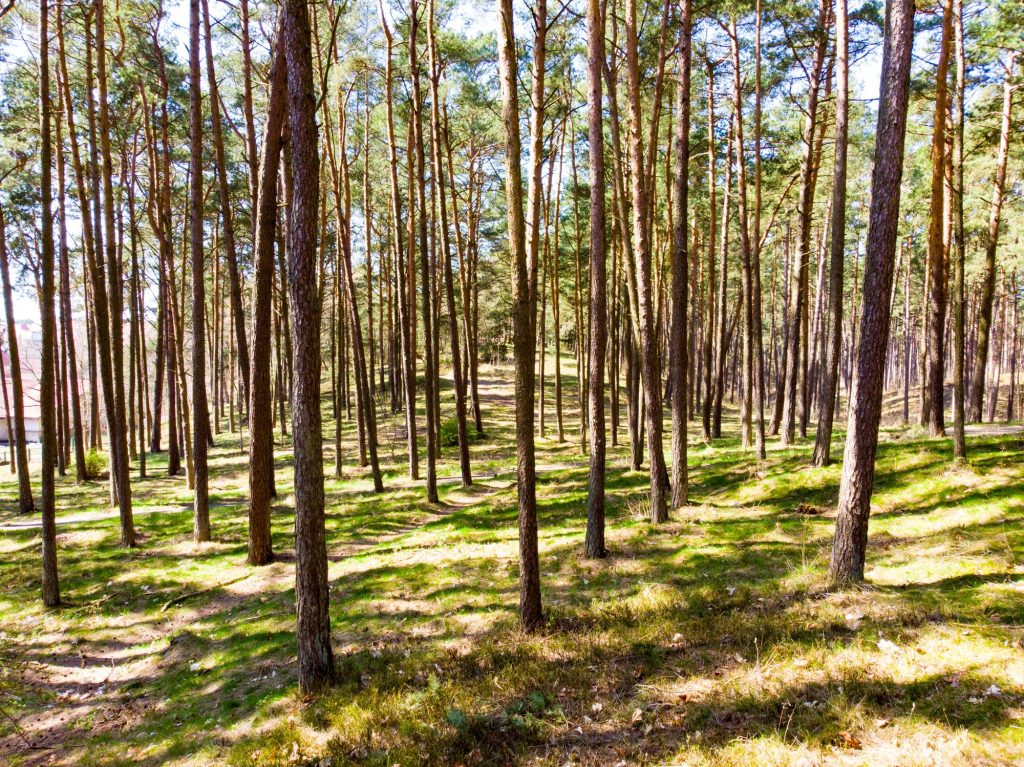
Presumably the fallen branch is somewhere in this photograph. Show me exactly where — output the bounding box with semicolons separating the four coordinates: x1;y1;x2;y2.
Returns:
160;574;252;613
0;702;32;750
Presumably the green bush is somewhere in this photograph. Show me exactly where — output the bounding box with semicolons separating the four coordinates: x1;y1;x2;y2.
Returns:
439;418;480;448
439;418;460;448
84;448;108;480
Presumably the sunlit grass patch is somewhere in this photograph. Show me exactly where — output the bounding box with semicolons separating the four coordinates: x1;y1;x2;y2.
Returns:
2;370;1022;765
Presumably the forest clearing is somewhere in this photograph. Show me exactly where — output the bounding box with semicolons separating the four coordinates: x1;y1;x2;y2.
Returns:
0;0;1022;762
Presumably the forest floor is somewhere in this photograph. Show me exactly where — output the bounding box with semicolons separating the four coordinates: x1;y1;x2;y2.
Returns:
1;364;1022;767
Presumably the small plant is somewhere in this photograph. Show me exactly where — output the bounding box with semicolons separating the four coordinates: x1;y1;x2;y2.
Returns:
440;418;480;448
84;448;108;480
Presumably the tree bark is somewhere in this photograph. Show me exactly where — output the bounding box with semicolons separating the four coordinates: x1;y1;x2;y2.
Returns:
496;0;543;631
380;11;419;480
189;0;210;542
950;0;967;459
924;0;953;436
39;0;60;605
95;0;133;536
624;0;668;522
812;0;849;466
967;53;1015;423
669;0;692;507
780;0;828;446
411;0;439;503
247;22;285;567
283;0;333;694
830;0;915;583
201;0;250;408
427;0;471;487
0;206;34;515
701;59;716;442
584;0;607;558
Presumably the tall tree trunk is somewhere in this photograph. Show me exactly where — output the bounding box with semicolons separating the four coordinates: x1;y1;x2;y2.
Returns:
669;0;692;507
54;104;86;482
336;138;384;491
201;0;250;408
625;0;668;522
380;12;419;479
750;0;767;458
496;0;543;631
967;52;1015;423
829;0;915;583
411;0;439;502
247;22;286;567
780;0;828;446
283;0;333;694
190;0;210;542
584;0;607;558
428;0;471;486
924;0;953;436
38;0;60;606
813;0;849;466
729;18;763;458
701;59;716;442
95;0;134;538
950;0;967;459
0;206;34;515
712;121;732;438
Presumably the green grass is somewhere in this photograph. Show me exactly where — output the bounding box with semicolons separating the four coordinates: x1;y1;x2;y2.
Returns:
0;362;1021;766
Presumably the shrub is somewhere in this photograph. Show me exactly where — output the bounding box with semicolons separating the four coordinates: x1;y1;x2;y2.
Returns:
439;418;460;448
439;418;480;448
84;448;108;480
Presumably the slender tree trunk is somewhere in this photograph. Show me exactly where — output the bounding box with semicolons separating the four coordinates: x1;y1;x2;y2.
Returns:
950;0;967;459
428;0;471;486
0;207;34;515
38;0;60;605
95;0;133;538
830;0;915;583
967;53;1015;423
189;0;210;542
813;0;849;466
669;0;691;507
337;156;384;491
925;0;953;436
496;0;543;631
380;12;419;479
781;0;828;446
729;18;763;458
584;0;607;558
201;0;250;409
248;24;286;567
712;122;732;438
701;60;716;442
625;0;668;522
411;0;439;502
